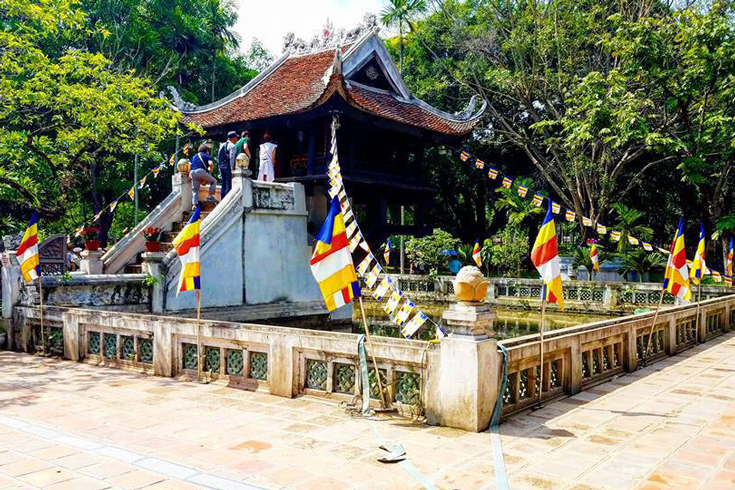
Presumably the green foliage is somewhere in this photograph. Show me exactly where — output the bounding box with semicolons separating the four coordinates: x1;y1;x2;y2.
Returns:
488;226;529;278
405;228;459;274
495;177;545;227
571;245;609;279
617;250;667;282
610;203;654;253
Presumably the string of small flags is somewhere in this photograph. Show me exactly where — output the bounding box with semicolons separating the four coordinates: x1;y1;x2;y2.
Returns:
73;145;191;238
459;148;734;285
329;116;445;340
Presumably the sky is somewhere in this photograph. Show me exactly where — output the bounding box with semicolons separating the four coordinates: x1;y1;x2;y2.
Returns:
234;0;386;56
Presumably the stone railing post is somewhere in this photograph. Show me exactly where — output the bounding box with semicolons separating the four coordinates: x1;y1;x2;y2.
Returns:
428;266;500;432
79;250;104;274
603;285;615;308
172;169;192;215
142;252;165;314
666;317;677;355
1;252;22;320
569;336;583;394
61;311;80;361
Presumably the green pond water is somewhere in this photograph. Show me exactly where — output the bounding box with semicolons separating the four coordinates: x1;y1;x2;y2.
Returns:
353;301;611;341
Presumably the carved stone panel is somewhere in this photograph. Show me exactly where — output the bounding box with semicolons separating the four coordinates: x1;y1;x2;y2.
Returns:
252;187;295;211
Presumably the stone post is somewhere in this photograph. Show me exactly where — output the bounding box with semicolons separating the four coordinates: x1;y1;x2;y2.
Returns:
61;311;80;361
172;169;192;216
79;250;104;274
426;266;501;433
1;252;21;320
603;285;615;308
142;252;166;314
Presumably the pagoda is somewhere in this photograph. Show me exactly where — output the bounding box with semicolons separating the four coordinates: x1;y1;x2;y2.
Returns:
178;28;485;242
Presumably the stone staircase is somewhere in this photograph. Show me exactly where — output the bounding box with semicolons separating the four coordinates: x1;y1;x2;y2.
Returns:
123;200;217;274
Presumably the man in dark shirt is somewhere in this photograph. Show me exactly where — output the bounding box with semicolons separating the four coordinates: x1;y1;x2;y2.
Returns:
190;144;216;209
218;131;238;199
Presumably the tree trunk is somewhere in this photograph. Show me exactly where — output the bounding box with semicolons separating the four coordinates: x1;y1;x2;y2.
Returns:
211;51;216;102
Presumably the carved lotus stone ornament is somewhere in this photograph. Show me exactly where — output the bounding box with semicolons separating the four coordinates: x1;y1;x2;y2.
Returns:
177;158;190;174
236;153;250;170
453;266;490;303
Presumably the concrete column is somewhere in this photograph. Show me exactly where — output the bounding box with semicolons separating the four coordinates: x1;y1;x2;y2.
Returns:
625;325;638;372
61;311;80;361
603;285;615;308
698;307;707;341
79;250;103;274
431;300;499;432
1;252;22;321
666;317;677;355
569;337;583;394
153;320;173;377
486;281;495;302
172;171;192;215
142;252;165;314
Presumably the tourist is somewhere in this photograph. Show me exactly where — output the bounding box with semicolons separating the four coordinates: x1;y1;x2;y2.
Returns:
235;130;251;160
190;144;216;210
258;132;277;182
218;131;238;199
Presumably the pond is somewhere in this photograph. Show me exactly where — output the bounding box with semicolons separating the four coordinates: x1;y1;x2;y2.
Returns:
353;300;612;341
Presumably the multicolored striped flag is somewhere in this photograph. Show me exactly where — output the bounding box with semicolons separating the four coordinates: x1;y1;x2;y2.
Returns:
596;224;607;235
532;194;543;207
472;240;482;267
611;230;621;242
402;310;427;338
475;158;485;169
663;219;691;301
517;185;528;198
460;150;470;161
642;242;653;251
727;237;733;281
152;165;161;177
712;270;722;283
551;202;561;214
690;223;707;285
565;209;576;222
590;243;600;272
383;238;391;264
310;197;361;311
128;187;135;200
18;212;40;283
628;236;639;246
582;216;592;227
502;177;513;189
173;206;201;295
530;203;564;309
487;168;498;180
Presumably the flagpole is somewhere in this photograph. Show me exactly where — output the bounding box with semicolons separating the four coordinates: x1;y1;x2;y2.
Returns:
196;289;203;382
644;288;665;361
358;296;388;409
538;293;546;408
38;275;45;355
694;282;702;344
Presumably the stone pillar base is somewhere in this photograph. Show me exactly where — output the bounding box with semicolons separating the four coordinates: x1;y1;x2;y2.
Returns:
79;250;104;275
142;252;165;314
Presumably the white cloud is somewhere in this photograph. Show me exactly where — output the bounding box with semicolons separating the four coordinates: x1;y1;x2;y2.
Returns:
234;0;386;56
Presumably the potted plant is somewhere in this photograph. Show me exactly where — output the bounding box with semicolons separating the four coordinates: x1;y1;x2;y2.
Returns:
141;226;163;252
80;226;100;251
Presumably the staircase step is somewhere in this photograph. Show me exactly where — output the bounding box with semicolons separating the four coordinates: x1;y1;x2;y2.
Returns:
125;264;142;274
199;201;217;212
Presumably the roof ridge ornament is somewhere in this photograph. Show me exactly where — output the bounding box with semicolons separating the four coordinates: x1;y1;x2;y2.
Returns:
162;86;197;112
283;14;379;56
454;95;481;120
332;48;343;75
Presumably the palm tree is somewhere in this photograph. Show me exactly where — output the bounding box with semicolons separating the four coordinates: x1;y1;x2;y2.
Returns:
380;0;427;73
617;250;666;282
571;245;610;281
494;177;545;227
611;202;654;254
204;0;240;102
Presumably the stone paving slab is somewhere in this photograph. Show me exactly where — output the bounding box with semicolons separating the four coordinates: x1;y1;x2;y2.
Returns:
2;331;735;488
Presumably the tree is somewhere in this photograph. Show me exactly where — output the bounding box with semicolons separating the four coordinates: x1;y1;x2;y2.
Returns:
380;0;426;73
0;0;182;243
494;177;545;227
488;226;529;278
203;0;240;101
247;38;274;71
610;203;654;254
618;250;666;282
405;228;459;274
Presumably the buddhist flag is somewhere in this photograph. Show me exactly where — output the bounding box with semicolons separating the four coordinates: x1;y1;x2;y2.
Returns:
611;230;621;242
663;219;691;302
183;145;190;156
565;209;576;222
152;165;161;177
383;238;392;264
109;200;118;213
532;194;543;207
596;224;607;235
590;243;600;272
502;177;513;189
712;270;722;283
727;237;734;280
628;236;639;246
310;197;361;311
460;150;470;161
373;277;393;301
531;203;564;309
551;202;561;214
402;311;427;338
642;242;653;251
517;185;528;198
128;187;135;200
475;158;485;169
169;154;175;166
18;212;40;283
488;168;498;180
472;240;482;267
582;216;592;227
173;206;201;295
690;223;707;285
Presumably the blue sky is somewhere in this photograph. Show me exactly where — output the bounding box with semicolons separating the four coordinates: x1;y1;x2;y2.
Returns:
235;0;386;56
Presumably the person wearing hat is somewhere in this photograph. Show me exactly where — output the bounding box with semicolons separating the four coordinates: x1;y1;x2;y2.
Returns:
217;131;239;199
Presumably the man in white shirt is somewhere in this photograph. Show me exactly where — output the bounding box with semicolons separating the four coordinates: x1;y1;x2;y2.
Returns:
258;132;277;182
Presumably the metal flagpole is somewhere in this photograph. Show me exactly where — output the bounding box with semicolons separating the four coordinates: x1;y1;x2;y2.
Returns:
644;289;666;361
196;289;203;382
38;275;45;355
358;296;388;409
537;287;546;408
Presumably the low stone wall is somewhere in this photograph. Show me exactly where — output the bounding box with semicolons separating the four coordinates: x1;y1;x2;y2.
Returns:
394;274;733;313
19;275;150;312
498;293;735;417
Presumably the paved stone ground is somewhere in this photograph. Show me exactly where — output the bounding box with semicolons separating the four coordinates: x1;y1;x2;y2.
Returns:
1;332;735;489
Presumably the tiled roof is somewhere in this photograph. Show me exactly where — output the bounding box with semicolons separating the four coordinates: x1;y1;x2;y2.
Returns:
182;48;481;137
345;84;479;136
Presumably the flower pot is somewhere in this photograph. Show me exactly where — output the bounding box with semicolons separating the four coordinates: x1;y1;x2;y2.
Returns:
145;241;162;253
85;240;100;251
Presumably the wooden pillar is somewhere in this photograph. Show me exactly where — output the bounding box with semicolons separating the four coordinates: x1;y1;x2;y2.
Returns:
307;129;315;175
